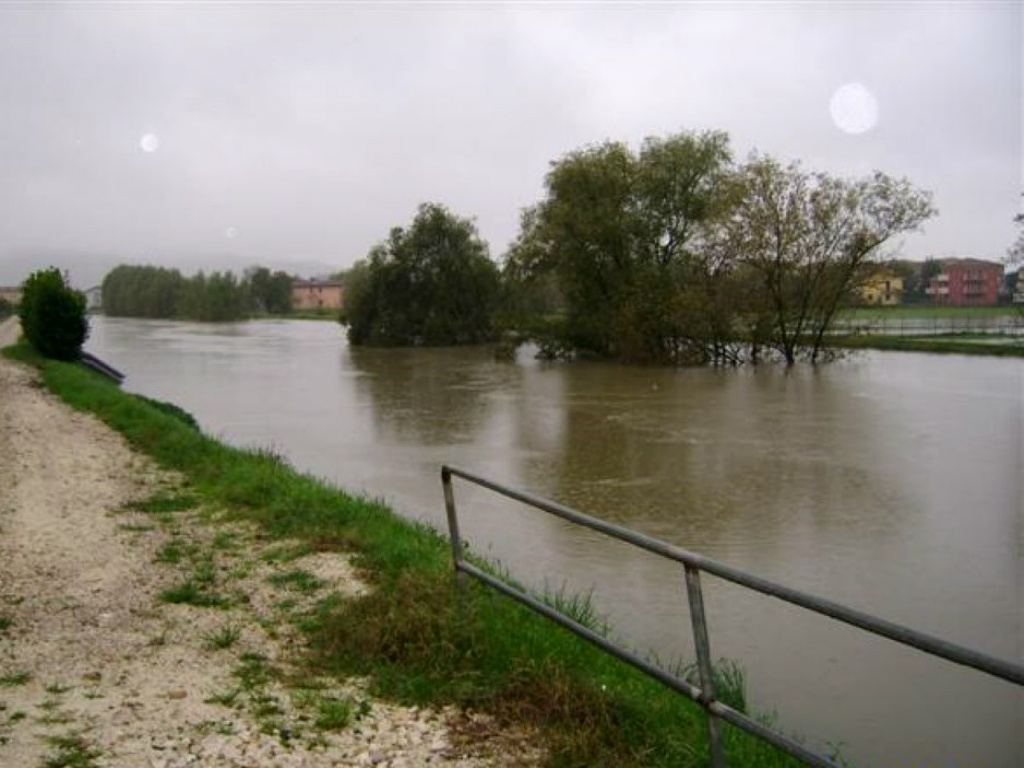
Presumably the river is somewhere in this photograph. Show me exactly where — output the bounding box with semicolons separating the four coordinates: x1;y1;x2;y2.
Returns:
86;316;1022;768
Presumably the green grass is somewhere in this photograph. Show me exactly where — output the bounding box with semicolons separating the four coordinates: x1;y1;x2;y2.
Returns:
828;334;1024;357
280;309;340;322
839;305;1019;320
2;341;805;768
260;542;315;563
41;734;102;768
204;625;242;650
158;580;230;608
211;531;241;551
313;696;354;731
155;541;185;565
205;687;242;707
117;522;155;533
0;671;32;687
0;615;12;631
129;492;200;515
267;569;323;595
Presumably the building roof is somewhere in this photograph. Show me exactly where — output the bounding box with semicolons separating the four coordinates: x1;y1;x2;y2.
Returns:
292;280;343;288
938;257;1004;269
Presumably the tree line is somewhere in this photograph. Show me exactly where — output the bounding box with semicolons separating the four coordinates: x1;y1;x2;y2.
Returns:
343;128;936;365
101;265;293;321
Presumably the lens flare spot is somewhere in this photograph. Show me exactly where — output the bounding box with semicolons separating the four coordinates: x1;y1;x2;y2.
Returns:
224;227;237;239
829;83;879;135
139;133;160;152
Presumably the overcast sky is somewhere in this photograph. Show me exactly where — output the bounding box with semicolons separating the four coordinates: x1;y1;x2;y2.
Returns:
1;2;1021;287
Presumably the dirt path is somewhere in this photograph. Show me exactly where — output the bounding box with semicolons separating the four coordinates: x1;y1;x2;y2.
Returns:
0;330;531;767
0;317;18;349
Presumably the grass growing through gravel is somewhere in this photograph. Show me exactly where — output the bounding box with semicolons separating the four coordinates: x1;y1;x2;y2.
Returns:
41;733;102;768
155;540;186;565
204;625;242;650
0;671;32;687
159;580;230;608
267;568;323;595
4;341;806;768
0;615;13;631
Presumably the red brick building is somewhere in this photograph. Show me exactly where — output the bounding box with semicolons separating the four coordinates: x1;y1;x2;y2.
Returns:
925;258;1004;306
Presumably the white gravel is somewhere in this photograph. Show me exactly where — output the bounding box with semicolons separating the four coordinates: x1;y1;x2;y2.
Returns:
0;319;542;767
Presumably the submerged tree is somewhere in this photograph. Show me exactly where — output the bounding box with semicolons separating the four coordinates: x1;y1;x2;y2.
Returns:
343;203;501;346
726;156;935;364
505;130;737;362
506;129;936;366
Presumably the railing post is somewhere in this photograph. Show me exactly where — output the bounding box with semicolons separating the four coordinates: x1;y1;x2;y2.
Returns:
684;564;727;768
441;466;467;586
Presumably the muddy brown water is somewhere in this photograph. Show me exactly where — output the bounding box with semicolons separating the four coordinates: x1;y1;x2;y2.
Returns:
86;316;1022;768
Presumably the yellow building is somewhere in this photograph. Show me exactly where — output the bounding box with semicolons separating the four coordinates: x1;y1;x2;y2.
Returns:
858;273;903;306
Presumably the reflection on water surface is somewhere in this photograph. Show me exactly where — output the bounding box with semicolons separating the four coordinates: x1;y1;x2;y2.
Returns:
88;317;1022;768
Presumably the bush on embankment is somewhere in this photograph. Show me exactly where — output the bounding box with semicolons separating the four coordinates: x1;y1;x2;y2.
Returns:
3;341;805;768
18;267;89;361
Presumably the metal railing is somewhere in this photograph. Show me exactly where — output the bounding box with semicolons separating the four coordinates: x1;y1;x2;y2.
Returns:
440;465;1024;768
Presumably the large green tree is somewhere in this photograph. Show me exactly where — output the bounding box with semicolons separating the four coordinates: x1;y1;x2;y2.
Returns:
505;130;738;362
247;266;294;314
342;203;501;346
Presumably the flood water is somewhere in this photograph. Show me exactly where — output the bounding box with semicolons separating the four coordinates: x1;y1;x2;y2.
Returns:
86;317;1022;768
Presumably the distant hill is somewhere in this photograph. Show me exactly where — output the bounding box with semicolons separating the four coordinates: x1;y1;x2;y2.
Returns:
0;249;340;290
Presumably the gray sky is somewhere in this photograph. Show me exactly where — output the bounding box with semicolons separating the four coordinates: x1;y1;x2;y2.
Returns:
1;2;1021;287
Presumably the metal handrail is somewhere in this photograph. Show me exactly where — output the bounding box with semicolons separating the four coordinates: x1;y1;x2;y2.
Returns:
440;464;1024;768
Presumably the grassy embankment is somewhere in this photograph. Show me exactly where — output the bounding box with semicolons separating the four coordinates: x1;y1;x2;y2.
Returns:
2;341;808;768
827;334;1024;357
838;306;1017;320
278;309;340;321
830;306;1024;357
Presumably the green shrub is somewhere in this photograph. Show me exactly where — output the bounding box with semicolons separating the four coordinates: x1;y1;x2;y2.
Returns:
0;296;14;319
19;268;89;361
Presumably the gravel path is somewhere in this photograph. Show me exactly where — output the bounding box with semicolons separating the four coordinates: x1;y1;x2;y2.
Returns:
0;322;538;767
